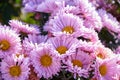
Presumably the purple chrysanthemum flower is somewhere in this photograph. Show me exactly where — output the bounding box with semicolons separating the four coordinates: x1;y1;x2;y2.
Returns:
22;34;48;56
30;43;61;79
0;26;21;58
63;50;93;78
47;35;80;57
9;20;40;35
74;0;102;31
36;0;64;13
98;9;120;33
1;54;30;80
45;13;84;37
23;0;64;13
23;0;43;12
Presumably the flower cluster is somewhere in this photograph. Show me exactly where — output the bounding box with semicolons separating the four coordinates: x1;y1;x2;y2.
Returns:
0;0;120;80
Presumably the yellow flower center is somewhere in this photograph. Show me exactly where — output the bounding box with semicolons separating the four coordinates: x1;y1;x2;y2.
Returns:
97;53;105;59
62;26;74;34
9;66;21;77
40;55;52;67
0;40;10;51
72;59;83;67
99;64;107;76
56;46;68;54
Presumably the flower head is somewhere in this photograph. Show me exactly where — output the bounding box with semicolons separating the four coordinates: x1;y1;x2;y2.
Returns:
23;0;43;12
9;20;40;35
22;34;48;56
30;43;61;79
36;0;64;13
74;0;102;31
47;35;80;57
23;0;64;13
45;13;84;37
98;9;120;33
0;26;21;58
95;45;114;59
95;57;120;80
1;54;30;80
63;50;93;78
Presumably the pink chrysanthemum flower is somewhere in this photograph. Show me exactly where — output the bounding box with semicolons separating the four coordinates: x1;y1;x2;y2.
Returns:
98;9;120;33
63;50;93;78
95;58;120;80
0;27;21;58
45;13;84;37
74;0;102;31
1;54;30;80
95;45;114;59
9;20;40;35
22;34;48;56
47;35;80;57
30;43;61;79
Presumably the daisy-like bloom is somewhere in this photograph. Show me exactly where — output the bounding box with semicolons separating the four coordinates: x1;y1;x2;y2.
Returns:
36;0;64;13
23;0;43;12
0;26;21;58
45;13;84;37
74;0;102;31
22;34;48;56
95;45;114;59
95;57;120;80
1;54;30;80
47;35;80;57
23;0;64;13
98;9;120;33
30;43;61;79
63;50;93;78
9;20;40;35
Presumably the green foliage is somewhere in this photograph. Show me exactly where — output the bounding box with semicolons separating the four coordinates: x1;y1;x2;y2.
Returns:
0;0;21;24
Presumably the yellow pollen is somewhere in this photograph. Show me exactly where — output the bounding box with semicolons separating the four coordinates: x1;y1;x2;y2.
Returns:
56;46;67;54
40;55;52;67
0;40;10;51
72;59;83;67
9;66;21;77
97;53;105;59
62;26;74;34
99;64;107;76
